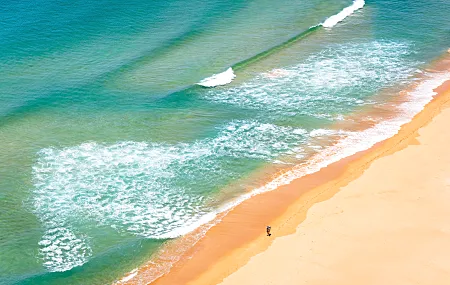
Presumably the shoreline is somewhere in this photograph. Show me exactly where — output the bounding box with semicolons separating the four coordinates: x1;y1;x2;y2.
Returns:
117;54;450;285
218;73;450;284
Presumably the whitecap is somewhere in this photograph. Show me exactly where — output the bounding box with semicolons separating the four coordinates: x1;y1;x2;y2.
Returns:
202;41;416;119
197;67;236;87
212;71;450;215
31;120;309;271
322;0;365;28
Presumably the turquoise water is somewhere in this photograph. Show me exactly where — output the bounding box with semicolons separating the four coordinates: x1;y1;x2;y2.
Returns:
1;0;449;284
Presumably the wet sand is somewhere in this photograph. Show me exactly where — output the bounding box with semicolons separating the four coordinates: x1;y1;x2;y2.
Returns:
118;56;450;285
218;80;450;285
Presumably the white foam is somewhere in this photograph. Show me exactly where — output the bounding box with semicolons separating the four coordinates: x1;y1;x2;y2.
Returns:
213;71;450;216
322;0;365;28
32;121;309;271
309;128;338;137
38;227;92;272
32;45;448;273
203;41;416;119
197;67;236;87
117;268;138;283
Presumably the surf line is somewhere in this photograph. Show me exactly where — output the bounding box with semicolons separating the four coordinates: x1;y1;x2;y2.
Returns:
196;25;320;88
197;0;365;88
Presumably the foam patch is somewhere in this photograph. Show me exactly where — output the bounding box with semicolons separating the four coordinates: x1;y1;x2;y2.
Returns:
203;41;417;119
32;120;309;271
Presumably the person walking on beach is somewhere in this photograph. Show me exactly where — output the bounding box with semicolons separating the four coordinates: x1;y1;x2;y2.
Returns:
266;226;271;236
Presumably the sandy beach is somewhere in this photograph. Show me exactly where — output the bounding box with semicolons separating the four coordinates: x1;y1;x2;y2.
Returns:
218;86;450;285
5;1;450;284
121;56;450;285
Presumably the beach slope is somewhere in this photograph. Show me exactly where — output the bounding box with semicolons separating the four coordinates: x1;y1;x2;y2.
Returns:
218;85;450;284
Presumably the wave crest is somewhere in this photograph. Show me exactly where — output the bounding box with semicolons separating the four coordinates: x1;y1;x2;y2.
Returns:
202;41;416;119
197;67;236;87
322;0;365;28
31;121;309;271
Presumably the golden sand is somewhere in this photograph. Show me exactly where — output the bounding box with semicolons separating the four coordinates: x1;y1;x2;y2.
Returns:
219;83;450;285
119;55;450;285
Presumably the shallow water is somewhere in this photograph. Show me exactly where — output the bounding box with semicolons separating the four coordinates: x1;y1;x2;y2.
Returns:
1;0;449;284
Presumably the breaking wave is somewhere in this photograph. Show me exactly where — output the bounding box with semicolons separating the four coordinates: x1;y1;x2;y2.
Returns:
114;70;450;284
203;41;417;119
31;40;423;272
195;0;365;88
221;71;450;205
197;67;236;87
32;120;312;271
322;0;365;28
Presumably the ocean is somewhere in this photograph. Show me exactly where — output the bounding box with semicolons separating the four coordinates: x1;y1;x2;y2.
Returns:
1;0;449;284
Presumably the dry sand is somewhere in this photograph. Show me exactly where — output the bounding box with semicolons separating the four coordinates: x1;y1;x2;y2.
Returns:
121;58;450;285
217;87;450;284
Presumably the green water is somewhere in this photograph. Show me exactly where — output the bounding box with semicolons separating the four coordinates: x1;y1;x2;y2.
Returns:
1;0;449;284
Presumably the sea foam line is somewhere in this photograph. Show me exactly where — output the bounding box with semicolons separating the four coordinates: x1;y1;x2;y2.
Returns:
119;71;450;284
188;72;450;242
322;0;365;28
32;119;311;272
117;268;138;283
216;71;450;212
197;67;236;88
196;0;364;88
